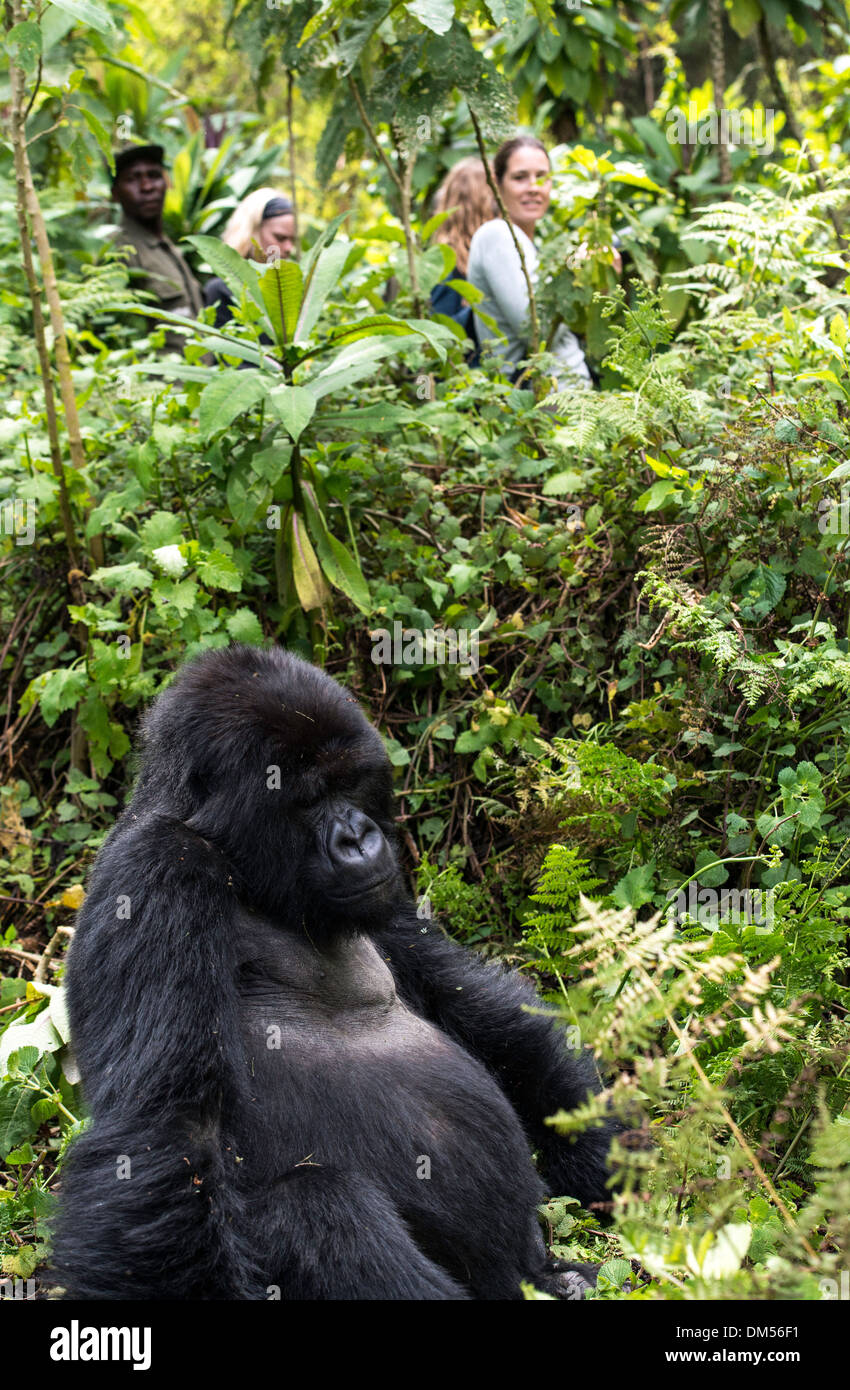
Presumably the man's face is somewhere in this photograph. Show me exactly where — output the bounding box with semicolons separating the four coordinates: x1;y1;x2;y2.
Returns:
113;160;166;224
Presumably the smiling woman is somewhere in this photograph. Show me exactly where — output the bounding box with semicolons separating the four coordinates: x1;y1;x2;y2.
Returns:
467;136;592;388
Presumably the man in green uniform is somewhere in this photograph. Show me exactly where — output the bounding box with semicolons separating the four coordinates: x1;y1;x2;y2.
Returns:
111;145;203;353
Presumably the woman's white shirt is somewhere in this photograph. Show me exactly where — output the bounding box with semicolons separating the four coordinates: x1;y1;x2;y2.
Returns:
467;218;591;387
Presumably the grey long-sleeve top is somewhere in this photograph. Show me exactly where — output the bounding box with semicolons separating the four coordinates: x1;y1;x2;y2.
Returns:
467;218;591;387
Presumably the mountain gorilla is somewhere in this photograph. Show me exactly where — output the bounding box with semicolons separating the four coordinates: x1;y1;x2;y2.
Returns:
54;644;615;1300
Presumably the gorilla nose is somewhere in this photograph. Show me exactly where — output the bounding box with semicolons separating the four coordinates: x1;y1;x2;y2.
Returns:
327;809;384;868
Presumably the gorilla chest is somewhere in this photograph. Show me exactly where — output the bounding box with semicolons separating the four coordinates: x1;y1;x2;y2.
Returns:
234;914;434;1058
232;913;537;1206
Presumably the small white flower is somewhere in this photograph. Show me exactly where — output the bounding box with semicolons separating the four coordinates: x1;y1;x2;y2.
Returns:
152;544;187;577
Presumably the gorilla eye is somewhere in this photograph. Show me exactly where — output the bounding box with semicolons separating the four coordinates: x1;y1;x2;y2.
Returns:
335;773;361;793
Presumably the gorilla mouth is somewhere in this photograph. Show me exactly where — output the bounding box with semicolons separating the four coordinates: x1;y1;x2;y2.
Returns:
323;876;395;906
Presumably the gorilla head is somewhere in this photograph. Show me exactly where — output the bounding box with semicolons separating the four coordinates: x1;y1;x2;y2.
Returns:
133;645;402;931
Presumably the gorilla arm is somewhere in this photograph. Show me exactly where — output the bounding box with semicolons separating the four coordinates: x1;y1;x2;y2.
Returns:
53;816;259;1299
375;906;616;1210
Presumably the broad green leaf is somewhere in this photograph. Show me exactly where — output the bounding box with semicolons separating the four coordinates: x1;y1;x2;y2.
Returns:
248;443;292;484
482;0;526;24
152;577;199;617
290;510;328;611
0;1081;36;1158
226;467;268;531
446;562;478;596
693;850;729;888
632;115;683;169
295;241;350;342
728;0;761;39
646;454;688;479
299;212;350;289
755;811;795;847
77;105;113;163
183;235;265;310
89;562;154;593
796;798;825;831
194;338;281;370
5;21;41;73
383;736;411;767
542;469;584;495
323;403;418;433
608;170;667;195
321;314;430;350
421;209;452;241
269;384;316;442
404;0;454;34
31;1099;58;1125
124;303;282;371
199;371;268;439
301;482;371;613
304;336;416;400
47;0;116;33
634;479;678;512
20;668;86;727
260;259;304;347
225;608;265;644
610;862;657;910
597;1258;633;1288
139;511;183;553
798;369;844;389
397;317;454;360
40;4;76;50
738;563;786;619
369;225;407;246
319;532;371;613
445;277;483;305
196;549;242;592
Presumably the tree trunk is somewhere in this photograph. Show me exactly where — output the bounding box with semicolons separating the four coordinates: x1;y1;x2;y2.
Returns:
708;0;731;185
6;0;90;769
7;0;105;567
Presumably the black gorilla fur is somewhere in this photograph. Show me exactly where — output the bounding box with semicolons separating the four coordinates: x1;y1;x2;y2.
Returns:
54;645;615;1300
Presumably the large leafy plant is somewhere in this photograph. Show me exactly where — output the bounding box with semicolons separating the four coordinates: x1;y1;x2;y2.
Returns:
133;216;454;616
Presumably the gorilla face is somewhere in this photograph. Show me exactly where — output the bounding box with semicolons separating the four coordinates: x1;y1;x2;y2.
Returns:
134;645;403;930
311;798;399;908
288;779;402;923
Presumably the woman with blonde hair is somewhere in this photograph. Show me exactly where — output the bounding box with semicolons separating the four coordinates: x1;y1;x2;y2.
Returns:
432;157;495;279
429;157;495;365
222;187;296;260
204;187;296;328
